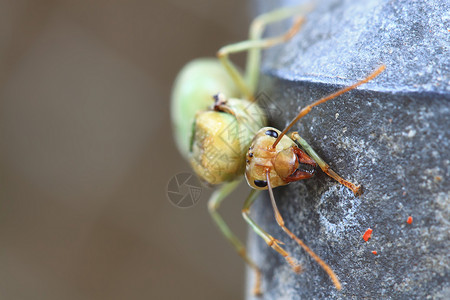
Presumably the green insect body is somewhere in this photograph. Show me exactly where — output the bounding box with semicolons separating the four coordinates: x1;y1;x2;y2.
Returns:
190;95;266;184
171;58;240;159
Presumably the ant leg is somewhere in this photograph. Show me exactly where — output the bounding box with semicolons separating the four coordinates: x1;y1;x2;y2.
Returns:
242;189;302;274
266;170;342;290
207;180;262;296
290;132;362;196
245;3;314;93
217;16;306;100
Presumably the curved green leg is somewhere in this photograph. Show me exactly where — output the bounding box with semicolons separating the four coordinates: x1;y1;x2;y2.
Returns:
207;180;262;296
290;132;362;196
242;189;302;273
246;3;315;93
217;5;312;99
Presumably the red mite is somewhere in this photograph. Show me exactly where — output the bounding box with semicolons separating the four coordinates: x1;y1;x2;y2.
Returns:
372;251;377;255
407;216;413;224
363;228;373;242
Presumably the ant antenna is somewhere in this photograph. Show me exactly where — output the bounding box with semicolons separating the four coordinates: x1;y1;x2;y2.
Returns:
272;65;386;148
265;170;342;290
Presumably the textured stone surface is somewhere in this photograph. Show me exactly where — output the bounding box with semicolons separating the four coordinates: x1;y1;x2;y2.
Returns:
246;0;449;299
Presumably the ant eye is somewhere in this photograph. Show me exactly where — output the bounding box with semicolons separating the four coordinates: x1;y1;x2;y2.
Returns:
254;180;267;187
265;129;278;138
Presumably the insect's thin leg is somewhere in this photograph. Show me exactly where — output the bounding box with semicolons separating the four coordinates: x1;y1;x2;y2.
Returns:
265;170;342;290
208;180;263;296
246;3;314;93
272;65;386;148
290;132;361;196
242;189;302;274
217;17;305;100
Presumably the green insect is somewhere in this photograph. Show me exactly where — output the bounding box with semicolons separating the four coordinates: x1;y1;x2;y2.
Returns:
171;4;385;295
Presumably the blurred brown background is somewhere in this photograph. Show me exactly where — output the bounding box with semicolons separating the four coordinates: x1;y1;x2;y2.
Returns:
0;1;254;299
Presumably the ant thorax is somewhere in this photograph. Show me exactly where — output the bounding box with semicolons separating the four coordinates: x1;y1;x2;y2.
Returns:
245;127;316;190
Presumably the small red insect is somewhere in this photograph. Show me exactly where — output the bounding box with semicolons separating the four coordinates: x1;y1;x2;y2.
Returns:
363;228;373;242
407;216;413;224
372;250;378;255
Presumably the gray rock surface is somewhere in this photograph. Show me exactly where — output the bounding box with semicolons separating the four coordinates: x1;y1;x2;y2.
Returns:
246;0;449;299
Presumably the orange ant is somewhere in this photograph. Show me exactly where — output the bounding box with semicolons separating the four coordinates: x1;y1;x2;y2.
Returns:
243;65;386;291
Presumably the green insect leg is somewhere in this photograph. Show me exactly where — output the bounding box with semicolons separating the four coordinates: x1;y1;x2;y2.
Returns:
242;189;302;274
290;132;362;196
217;13;306;100
245;3;315;94
207;180;262;296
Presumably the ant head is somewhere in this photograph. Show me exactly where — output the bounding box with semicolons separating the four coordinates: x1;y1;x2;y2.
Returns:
245;127;316;190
